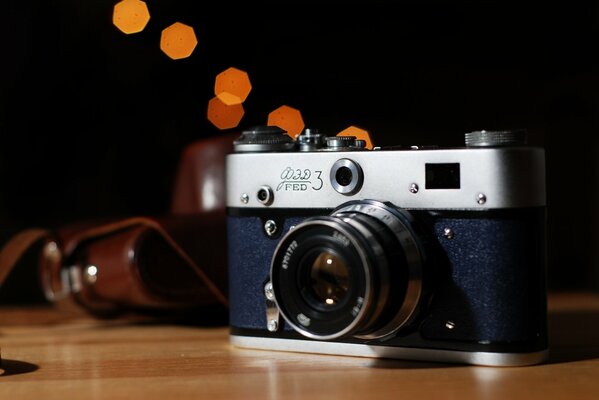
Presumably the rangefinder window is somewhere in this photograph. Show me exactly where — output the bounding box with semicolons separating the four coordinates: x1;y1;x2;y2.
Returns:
425;163;460;189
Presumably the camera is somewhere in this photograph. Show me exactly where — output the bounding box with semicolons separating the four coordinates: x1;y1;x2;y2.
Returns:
226;125;548;366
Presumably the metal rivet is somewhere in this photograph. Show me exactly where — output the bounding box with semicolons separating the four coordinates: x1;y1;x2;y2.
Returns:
45;241;58;253
409;183;419;193
267;320;279;332
43;241;61;263
476;193;487;205
84;265;98;285
445;321;456;330
240;193;249;204
264;282;275;300
443;228;454;240
264;220;278;237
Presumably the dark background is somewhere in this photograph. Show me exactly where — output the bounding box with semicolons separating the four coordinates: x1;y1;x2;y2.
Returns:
0;1;597;292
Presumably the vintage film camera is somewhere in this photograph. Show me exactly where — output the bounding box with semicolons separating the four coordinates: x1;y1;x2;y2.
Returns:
226;126;547;366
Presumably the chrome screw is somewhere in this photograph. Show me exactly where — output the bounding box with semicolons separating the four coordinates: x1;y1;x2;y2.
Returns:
267;320;279;332
264;220;278;237
409;183;419;194
445;321;456;330
443;228;454;240
83;265;98;285
240;193;249;204
476;193;487;205
264;282;275;300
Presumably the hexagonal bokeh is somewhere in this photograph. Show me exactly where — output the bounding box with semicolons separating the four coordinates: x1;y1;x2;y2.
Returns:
113;0;150;35
267;105;305;138
215;92;242;106
160;22;198;60
337;126;374;149
207;96;245;130
215;67;252;105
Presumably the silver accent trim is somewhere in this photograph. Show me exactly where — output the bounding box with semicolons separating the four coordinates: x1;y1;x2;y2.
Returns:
226;147;546;209
264;220;278;237
336;201;423;339
330;158;363;195
40;240;68;302
476;193;487;205
257;185;274;206
68;265;83;294
264;282;280;332
297;128;326;151
233;126;296;153
230;335;549;367
465;130;527;147
326;136;357;150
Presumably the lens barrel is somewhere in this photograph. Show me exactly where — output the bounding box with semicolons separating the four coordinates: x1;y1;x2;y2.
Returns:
270;200;425;341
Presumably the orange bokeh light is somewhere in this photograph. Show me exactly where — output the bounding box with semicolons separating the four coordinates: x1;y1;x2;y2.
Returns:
160;22;198;60
113;0;150;35
215;67;252;105
267;105;305;138
216;92;242;106
337;126;374;149
207;96;245;130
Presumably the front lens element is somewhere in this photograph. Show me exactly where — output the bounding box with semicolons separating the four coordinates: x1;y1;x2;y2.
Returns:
307;250;350;308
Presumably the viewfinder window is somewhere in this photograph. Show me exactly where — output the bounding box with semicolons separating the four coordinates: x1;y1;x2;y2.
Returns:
425;163;460;189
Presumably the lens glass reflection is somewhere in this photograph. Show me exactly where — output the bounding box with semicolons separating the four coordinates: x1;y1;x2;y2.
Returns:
308;251;350;307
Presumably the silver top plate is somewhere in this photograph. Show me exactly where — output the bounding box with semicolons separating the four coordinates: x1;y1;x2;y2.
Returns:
226;146;546;210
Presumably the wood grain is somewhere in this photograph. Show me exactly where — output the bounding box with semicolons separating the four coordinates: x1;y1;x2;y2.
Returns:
1;292;598;400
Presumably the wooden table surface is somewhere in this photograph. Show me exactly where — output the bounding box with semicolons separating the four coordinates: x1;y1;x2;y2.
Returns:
1;292;599;400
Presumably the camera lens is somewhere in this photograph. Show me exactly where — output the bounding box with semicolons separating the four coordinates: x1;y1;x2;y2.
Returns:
271;200;425;341
304;249;350;309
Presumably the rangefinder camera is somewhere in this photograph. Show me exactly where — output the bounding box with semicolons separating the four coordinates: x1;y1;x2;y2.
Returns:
226;126;547;366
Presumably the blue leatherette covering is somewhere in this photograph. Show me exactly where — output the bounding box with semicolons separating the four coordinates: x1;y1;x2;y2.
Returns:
228;216;305;329
228;210;546;344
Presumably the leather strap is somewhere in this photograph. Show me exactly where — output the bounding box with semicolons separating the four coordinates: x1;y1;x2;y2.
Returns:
0;217;228;307
0;229;52;289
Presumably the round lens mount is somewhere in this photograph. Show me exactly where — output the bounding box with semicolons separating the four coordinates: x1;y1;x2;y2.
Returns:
270;200;425;341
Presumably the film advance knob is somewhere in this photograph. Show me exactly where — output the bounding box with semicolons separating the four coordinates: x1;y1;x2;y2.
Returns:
233;125;296;152
464;129;528;147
